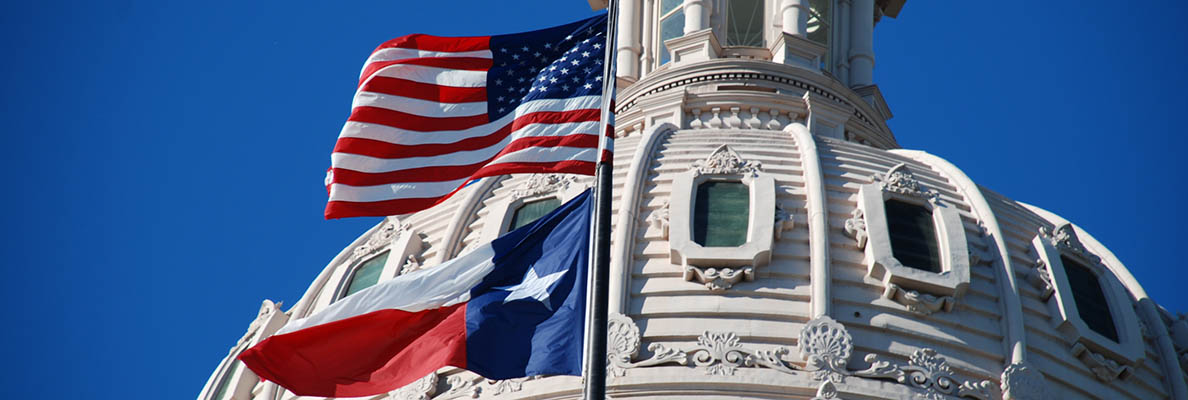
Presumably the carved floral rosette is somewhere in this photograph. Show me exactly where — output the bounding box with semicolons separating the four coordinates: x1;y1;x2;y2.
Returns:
798;316;853;383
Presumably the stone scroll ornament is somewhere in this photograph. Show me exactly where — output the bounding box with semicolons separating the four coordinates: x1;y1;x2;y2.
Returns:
603;314;995;399
606;313;688;376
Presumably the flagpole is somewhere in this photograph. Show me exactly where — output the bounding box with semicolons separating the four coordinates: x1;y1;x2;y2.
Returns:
584;1;619;400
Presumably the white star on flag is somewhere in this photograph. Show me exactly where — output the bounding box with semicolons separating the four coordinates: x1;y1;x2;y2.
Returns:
495;268;568;310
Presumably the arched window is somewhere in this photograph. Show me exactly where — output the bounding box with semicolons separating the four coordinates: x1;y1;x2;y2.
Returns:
509;198;562;231
725;0;764;47
210;360;240;400
693;181;750;247
1061;255;1120;342
658;0;685;65
341;251;390;299
884;199;941;273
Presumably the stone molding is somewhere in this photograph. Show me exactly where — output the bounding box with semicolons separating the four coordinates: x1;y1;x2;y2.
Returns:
770;31;828;70
999;362;1050;400
666;145;780;290
850;163;971;314
1031;222;1146;371
663;28;721;65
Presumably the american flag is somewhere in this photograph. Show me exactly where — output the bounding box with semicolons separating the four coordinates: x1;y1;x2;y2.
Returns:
325;14;612;219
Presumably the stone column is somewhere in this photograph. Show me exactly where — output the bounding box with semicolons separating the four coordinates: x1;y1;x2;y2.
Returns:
641;0;655;76
616;0;642;80
780;0;809;37
683;0;709;35
848;0;875;87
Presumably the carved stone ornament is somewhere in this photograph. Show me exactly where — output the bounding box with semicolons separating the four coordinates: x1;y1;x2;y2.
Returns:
348;219;410;265
1039;223;1101;266
511;173;577;199
236;299;282;350
401;254;422;275
795;316;994;400
689;331;800;376
391;372;438;400
647;201;670;240
1026;258;1055;300
798;316;853;383
774;204;795;240
692;145;761;177
684;265;754;291
843;208;867;249
873;163;938;203
436;375;535;399
999;362;1050;400
883;283;956;315
811;380;840;400
1071;342;1132;382
606;313;688;376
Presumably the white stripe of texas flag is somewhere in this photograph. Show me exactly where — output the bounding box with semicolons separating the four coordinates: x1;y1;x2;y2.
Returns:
277;242;498;335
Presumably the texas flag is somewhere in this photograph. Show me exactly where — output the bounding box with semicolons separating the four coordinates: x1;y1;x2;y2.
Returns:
239;190;591;397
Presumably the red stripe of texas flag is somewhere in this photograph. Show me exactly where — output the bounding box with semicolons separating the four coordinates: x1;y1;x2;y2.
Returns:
238;304;467;398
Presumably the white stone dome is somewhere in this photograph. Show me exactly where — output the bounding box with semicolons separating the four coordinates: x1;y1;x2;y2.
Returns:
200;1;1188;399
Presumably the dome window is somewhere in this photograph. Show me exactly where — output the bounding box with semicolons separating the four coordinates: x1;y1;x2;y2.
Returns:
692;181;750;247
1061;255;1119;342
657;0;685;65
660;145;790;291
325;219;423;305
725;0;764;47
479;174;588;244
341;251;389;299
884;199;942;273
847;163;970;315
1030;223;1144;381
510;198;562;231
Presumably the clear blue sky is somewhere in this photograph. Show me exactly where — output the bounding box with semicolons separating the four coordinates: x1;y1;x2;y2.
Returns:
2;1;1185;399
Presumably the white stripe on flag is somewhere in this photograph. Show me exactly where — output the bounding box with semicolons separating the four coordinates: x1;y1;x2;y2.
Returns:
337;96;602;146
328;178;470;203
277;243;497;335
486;143;598;166
331;122;599;173
353;91;487;118
368;64;487;87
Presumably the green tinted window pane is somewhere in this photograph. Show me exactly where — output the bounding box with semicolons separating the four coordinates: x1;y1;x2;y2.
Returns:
807;0;831;46
884;199;942;273
661;0;682;14
212;361;240;400
659;10;685;65
726;0;764;46
344;251;389;298
693;181;750;247
1062;256;1120;342
510;198;561;231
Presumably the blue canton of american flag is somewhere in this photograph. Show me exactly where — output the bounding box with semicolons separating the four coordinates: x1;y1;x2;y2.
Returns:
325;14;612;219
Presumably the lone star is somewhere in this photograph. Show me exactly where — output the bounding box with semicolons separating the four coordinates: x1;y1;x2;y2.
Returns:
494;268;567;310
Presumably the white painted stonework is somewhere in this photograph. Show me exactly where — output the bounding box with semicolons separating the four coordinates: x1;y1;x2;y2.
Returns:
201;2;1188;399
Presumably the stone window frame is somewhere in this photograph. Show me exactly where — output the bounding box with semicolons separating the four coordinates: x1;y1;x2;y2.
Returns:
330;219;423;302
850;163;970;314
662;145;787;291
1031;223;1144;379
480;174;587;243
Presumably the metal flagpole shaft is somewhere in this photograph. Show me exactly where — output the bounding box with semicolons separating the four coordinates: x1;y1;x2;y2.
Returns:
584;1;618;400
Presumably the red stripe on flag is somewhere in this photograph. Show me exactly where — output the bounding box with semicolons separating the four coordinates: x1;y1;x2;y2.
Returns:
334;109;601;159
331;134;599;186
360;76;487;104
372;34;489;53
326;160;597;218
349;106;490;132
238;304;468;398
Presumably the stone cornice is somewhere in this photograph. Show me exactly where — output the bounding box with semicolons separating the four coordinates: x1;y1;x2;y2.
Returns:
615;58;898;148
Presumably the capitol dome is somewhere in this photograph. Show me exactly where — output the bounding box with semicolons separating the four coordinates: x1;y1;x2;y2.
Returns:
201;1;1188;399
